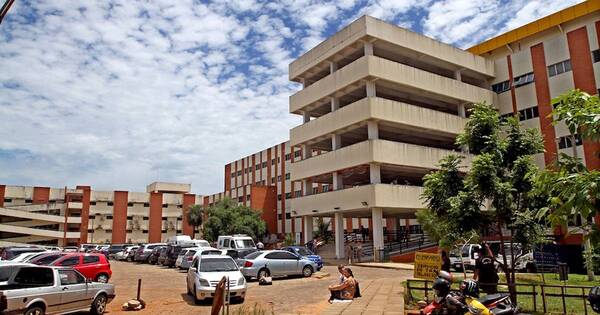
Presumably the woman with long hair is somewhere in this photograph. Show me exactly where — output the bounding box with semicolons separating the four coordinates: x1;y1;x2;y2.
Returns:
328;267;360;303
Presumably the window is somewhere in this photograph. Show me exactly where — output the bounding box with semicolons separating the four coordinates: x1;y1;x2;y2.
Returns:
237;170;242;176
34;254;65;265
548;59;571;77
255;164;260;170
107;201;113;206
126;216;133;220
142;229;148;233
294;190;302;198
89;201;96;205
14;267;54;287
83;255;100;264
285;192;292;199
127;202;133;207
284;153;290;160
59;256;80;267
244;168;248;174
59;269;85;285
261;161;267;168
231;172;236;178
143;202;149;207
518;106;539;121
25;199;32;203
312;187;319;194
285;213;291;219
246;195;251;200
558;134;583;150
106;215;113;219
277;213;282;220
492;80;510;94
277;175;282;182
143;216;149;220
593;49;600;63
294;151;301;158
3;198;11;203
162;204;168;208
323;185;330;192
285;173;290;180
271;158;276;166
512;72;534;87
277;194;282;201
238;196;243;202
271;177;275;184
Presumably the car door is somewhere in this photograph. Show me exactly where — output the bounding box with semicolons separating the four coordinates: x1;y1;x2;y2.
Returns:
78;255;101;280
58;269;89;312
278;251;301;275
57;256;83;275
187;257;199;289
263;252;284;276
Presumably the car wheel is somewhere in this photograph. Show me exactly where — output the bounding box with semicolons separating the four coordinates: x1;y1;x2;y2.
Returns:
91;294;107;315
257;268;270;279
95;273;109;283
302;265;313;277
193;285;201;305
24;305;45;315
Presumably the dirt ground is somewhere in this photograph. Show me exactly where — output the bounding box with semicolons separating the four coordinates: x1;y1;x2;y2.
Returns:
105;260;412;314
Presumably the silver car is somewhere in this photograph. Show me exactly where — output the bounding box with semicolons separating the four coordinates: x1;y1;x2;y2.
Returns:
176;247;222;270
239;250;317;280
0;264;115;315
186;255;247;304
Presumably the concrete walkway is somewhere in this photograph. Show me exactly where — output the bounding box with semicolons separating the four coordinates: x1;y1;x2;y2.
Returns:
352;262;414;270
321;278;405;315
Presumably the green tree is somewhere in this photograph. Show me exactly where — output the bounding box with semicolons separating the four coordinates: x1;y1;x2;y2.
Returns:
536;89;600;281
185;204;204;239
419;102;547;301
203;197;266;243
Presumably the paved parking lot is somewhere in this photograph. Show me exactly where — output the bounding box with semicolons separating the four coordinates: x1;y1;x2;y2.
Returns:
106;260;412;314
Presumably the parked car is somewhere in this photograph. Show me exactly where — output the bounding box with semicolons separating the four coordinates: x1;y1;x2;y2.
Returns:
0;247;46;260
282;246;323;271
449;244;482;271
0;264;115;314
113;246;137;261
44;253;112;283
165;244;194;268
63;246;79;252
186;255;247;304
135;243;166;263
217;235;257;262
239;250;317;280
0;262;34;285
107;244;128;259
125;246;138;262
157;246;169;266
28;252;68;265
147;246;165;265
6;251;50;263
176;247;222;270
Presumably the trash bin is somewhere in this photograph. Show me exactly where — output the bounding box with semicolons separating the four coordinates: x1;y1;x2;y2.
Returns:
558;262;568;281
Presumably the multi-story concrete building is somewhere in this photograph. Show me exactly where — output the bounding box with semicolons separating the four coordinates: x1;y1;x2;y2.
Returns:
288;1;600;259
0;182;202;246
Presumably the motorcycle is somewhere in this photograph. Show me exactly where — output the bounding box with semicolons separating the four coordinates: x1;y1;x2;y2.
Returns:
421;288;518;315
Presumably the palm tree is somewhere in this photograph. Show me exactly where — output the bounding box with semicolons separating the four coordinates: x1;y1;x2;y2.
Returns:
186;205;204;239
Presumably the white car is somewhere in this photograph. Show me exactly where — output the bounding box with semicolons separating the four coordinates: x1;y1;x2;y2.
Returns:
5;251;49;263
186;255;247;304
113;246;138;261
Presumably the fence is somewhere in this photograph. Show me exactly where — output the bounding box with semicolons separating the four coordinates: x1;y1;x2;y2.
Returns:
406;279;595;314
345;231;436;261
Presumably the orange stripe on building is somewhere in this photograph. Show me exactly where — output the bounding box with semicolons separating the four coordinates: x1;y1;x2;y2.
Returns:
0;184;5;207
507;55;518;113
148;192;163;243
251;185;278;235
267;148;272;187
252;155;256;185
242;158;246;205
111;191;128;243
32;186;50;204
76;185;91;244
182;194;196;237
280;142;286;235
568;26;600;170
224;164;231;192
530;43;558;165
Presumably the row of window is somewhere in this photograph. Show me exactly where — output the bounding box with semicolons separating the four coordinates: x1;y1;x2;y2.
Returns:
277;213;293;220
492;58;574;94
557;134;583;150
548;59;571;77
593;49;600;63
88;215;182;221
89;201;181;208
500;105;539;122
88;229;183;234
230;150;307;179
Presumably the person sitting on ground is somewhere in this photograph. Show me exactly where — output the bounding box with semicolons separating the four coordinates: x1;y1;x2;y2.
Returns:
328;267;359;303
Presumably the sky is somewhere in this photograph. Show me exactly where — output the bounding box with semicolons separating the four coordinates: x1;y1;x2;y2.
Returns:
0;0;583;195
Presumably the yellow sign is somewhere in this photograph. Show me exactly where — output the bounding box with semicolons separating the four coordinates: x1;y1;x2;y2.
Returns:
413;252;441;280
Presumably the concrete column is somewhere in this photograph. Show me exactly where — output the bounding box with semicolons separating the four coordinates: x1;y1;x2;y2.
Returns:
329;61;337;74
304;216;313;243
367;121;379;140
332;134;342;150
454;69;462;82
302;179;313;196
302;111;310;123
458;103;466;118
364;42;373;56
372;207;384;261
302;144;312;159
330;97;339;112
335;212;345;259
366;80;376;97
332;171;343;190
299;78;306;88
370;163;381;184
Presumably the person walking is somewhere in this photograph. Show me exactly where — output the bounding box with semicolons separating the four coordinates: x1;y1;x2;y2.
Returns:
474;245;499;294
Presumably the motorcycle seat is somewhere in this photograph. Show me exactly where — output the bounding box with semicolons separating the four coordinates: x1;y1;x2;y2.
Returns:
479;293;509;305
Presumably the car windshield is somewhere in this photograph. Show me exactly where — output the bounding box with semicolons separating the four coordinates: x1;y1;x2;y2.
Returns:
295;248;314;256
234;239;255;249
0;266;14;281
199;258;238;272
201;250;222;255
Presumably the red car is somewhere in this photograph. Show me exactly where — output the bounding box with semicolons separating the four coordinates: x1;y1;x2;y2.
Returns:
48;253;112;283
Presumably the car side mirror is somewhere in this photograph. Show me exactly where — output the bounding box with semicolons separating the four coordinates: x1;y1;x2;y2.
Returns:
190;267;197;272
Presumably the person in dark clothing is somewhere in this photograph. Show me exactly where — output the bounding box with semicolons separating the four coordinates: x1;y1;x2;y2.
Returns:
474;245;499;294
441;250;451;272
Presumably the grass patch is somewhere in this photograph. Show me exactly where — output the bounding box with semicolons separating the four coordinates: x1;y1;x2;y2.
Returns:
404;273;599;314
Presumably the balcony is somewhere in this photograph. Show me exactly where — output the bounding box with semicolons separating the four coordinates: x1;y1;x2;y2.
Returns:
0;207;81;224
290;97;466;147
290;55;494;114
291;184;424;217
291;139;471;181
0;224;80;239
67;202;83;209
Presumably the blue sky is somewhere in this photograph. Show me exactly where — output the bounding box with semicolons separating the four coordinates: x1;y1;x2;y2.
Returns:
0;0;582;194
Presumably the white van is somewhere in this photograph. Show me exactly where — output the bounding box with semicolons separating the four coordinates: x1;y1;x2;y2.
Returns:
167;235;192;245
449;244;482;271
217;235;256;250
